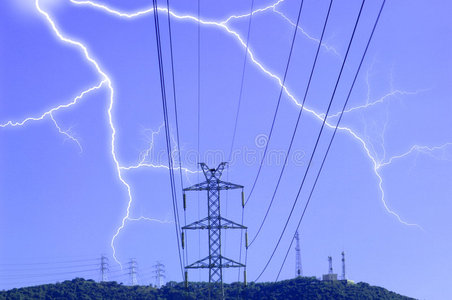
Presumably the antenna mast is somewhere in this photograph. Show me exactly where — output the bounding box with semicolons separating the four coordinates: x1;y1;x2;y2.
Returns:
294;231;302;277
342;251;346;280
328;256;333;275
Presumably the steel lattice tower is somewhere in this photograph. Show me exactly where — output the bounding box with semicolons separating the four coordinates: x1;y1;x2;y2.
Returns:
153;261;166;288
100;255;109;282
294;231;302;277
128;258;138;286
182;162;246;299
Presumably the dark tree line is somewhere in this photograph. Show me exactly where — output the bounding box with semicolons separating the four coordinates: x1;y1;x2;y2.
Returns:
0;277;414;299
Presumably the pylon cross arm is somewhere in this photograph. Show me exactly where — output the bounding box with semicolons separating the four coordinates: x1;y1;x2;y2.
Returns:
183;181;209;191
183;181;243;191
185;256;245;269
183;217;246;230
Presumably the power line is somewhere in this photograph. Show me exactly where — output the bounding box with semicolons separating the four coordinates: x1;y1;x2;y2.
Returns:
244;0;305;206
242;0;311;285
151;0;184;279
165;0;183;192
0;258;98;266
275;0;387;281
196;0;202;281
238;0;311;288
228;0;255;162
248;0;333;247
165;0;188;269
0;268;99;280
0;263;99;273
231;0;255;286
0;277;98;289
255;0;367;281
197;0;201;162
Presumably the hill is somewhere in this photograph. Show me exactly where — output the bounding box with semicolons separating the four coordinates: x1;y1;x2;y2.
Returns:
0;277;415;299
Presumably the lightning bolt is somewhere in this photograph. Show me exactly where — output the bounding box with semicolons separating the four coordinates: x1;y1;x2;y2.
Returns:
53;0;430;235
31;0;138;266
4;0;449;269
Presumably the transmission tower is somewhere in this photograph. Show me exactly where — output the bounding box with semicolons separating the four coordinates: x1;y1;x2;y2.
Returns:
182;162;247;299
294;231;302;277
128;258;138;286
152;261;166;288
100;255;109;282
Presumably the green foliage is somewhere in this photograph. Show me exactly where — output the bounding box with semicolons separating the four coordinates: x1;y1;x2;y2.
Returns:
0;277;414;299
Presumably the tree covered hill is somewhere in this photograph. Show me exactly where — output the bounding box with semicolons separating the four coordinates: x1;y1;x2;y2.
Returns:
0;277;415;299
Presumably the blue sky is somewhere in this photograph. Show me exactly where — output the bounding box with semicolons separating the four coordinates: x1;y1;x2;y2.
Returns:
1;0;452;298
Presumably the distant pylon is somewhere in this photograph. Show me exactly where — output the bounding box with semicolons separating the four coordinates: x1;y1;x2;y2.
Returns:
153;261;166;288
128;258;138;286
294;231;302;277
341;251;346;280
328;256;333;275
100;255;109;282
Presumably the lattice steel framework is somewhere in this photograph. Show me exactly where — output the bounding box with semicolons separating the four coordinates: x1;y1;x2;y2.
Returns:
182;162;246;298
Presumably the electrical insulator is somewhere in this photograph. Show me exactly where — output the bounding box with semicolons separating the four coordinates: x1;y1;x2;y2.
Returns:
181;231;185;249
245;231;248;249
185;271;188;288
183;193;187;210
244;270;247;286
241;190;245;208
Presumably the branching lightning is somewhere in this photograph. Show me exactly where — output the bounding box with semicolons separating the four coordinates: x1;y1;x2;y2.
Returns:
49;113;83;153
63;0;452;230
119;124;198;174
3;0;450;268
0;80;105;131
379;143;452;168
32;0;138;266
326;88;427;119
128;216;173;224
271;6;341;58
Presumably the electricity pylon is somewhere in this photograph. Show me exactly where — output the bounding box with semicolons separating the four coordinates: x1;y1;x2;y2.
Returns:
182;162;246;299
153;261;166;288
128;258;138;286
100;255;109;282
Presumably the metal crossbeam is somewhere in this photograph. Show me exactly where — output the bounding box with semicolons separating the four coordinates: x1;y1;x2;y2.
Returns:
186;256;245;269
183;216;246;230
